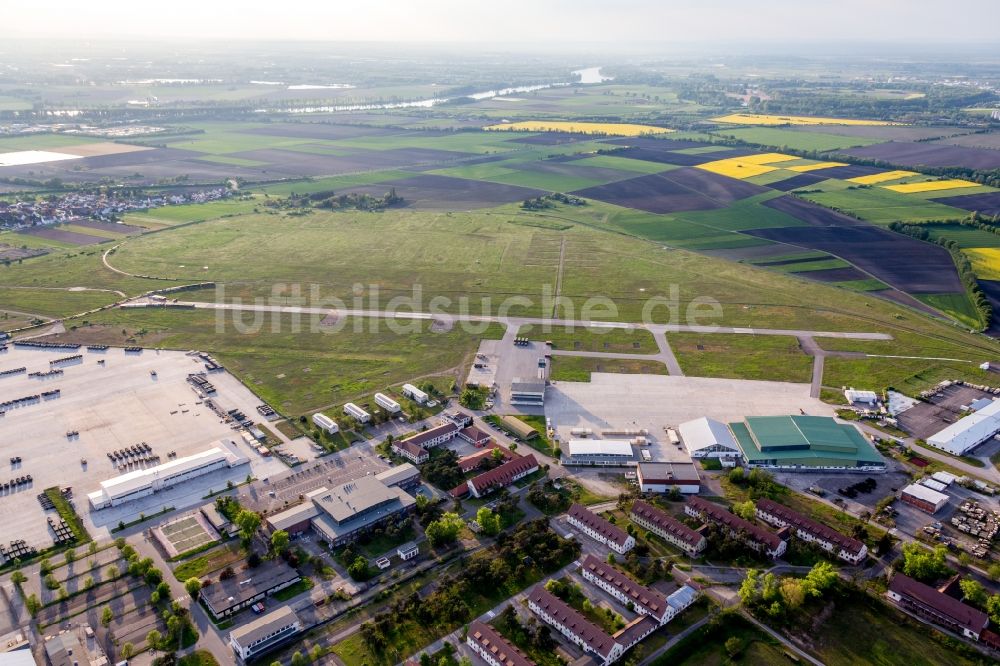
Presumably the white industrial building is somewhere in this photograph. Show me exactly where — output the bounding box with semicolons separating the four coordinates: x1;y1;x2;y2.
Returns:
402;383;429;404
565;439;635;466
229;606;301;662
374;392;401;414
343;402;371;424
312;412;339;434
927;399;1000;455
88;445;247;510
845;389;879;406
677;417;741;459
900;483;950;514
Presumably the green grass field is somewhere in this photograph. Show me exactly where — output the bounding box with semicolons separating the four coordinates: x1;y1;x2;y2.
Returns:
915;292;984;329
44;308;503;415
670;333;813;383
550;356;669;382
652;613;793;666
800;188;969;224
516;324;657;353
923;223;1000;248
252;170;414;196
711;126;883;152
672;192;808;232
0;286;119;320
571;154;677;174
124;198;263;226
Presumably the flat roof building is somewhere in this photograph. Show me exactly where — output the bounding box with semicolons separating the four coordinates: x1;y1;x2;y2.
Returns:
729;415;885;472
312;412;339;434
343;402;371;423
629;500;706;557
374;392;401;414
510;379;546;406
927;399;1000;456
402;383;429;404
375;463;420;490
202;560;301;619
755;498;867;564
88;445;247;510
636;462;700;494
565;440;635;467
685;496;786;559
678;417;741;459
567;503;635;554
230;606;301;662
900;483;949;514
310;476;417;546
265;476;416;546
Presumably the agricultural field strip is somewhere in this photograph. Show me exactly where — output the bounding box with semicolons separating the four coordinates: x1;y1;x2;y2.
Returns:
162;299;892;340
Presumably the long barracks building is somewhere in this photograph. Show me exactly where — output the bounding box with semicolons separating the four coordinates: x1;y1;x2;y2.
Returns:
685;496;786;559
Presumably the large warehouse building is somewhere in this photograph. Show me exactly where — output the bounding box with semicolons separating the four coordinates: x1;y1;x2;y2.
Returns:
88;444;248;510
677;417;741;459
565;439;635;466
927;399;1000;456
728;415;885;472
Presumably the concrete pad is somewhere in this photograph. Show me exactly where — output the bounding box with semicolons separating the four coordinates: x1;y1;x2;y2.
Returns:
546;373;835;463
0;346;287;548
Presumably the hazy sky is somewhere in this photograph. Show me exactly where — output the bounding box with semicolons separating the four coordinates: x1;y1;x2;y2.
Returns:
3;0;998;44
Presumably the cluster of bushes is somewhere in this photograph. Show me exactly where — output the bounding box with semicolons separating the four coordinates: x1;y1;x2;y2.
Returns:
423;449;464;490
738;561;838;621
727;467;782;500
359;520;579;654
527;480;570;514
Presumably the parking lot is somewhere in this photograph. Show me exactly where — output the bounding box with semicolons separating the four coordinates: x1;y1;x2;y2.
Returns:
896;383;995;440
0;346;286;548
546;373;835;464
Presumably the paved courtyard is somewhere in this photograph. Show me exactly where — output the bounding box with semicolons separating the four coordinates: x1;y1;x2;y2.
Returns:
546;373;836;463
0;346;285;548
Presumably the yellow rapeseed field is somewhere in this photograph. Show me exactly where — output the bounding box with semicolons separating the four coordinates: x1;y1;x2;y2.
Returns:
884;179;980;194
697;159;778;179
713;113;898;126
847;170;919;185
786;161;847;172
732;152;799;166
483;121;673;137
965;248;1000;281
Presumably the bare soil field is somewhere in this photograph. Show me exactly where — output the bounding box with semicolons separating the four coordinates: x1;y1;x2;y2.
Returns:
57;142;154;158
762;195;866;227
231;146;473;176
767;173;828;191
931;191;1000;217
840;142;1000;170
604;137;715;151
344;173;544;209
18;227;107;245
801;164;883;179
611;146;730;167
0;243;47;260
69;220;145;235
574;167;767;214
798;266;872;282
928;131;1000;151
744;225;965;293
